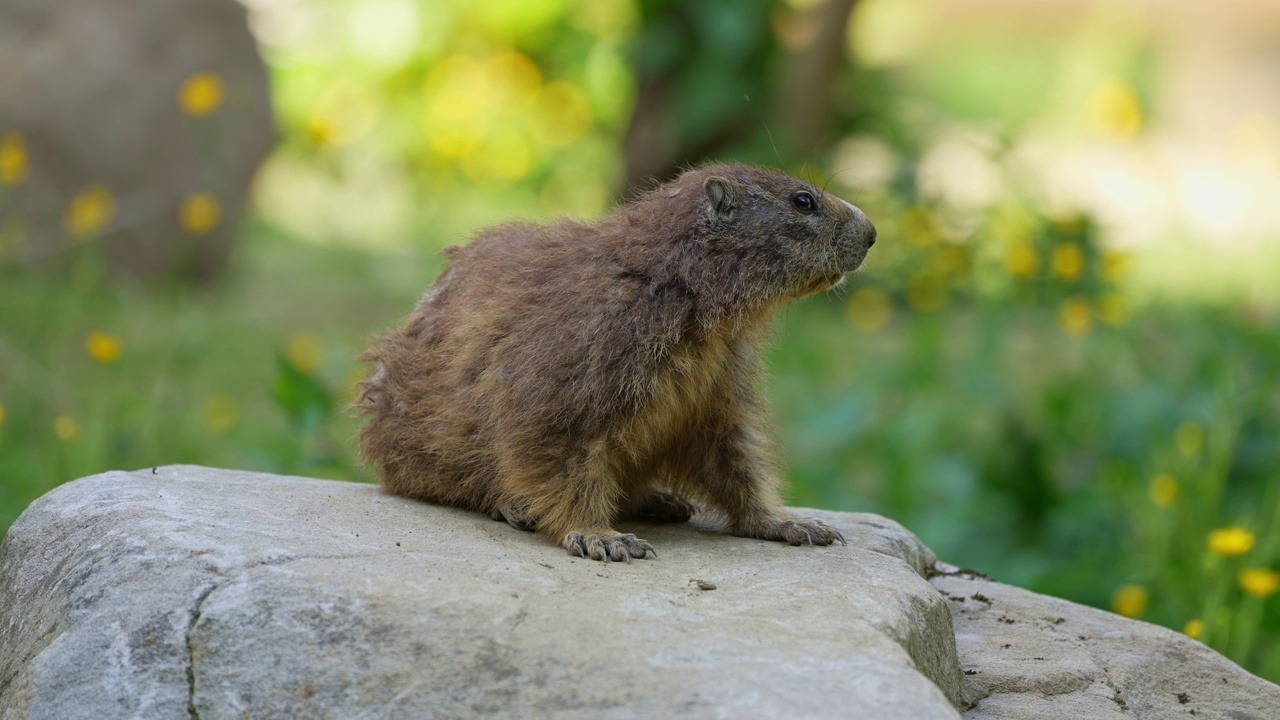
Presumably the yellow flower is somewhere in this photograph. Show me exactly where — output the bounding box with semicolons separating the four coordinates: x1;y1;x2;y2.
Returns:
1183;619;1204;639
1050;242;1085;281
1097;293;1128;326
460;129;533;186
1239;568;1279;598
1101;250;1131;283
1052;216;1085;236
533;82;593;148
1005;242;1039;279
85;331;122;364
179;193;222;234
64;186;115;238
54;415;78;441
1058;297;1092;336
932;245;969;279
287;333;324;374
1147;473;1177;508
0;131;29;187
846;288;892;333
0;401;6;427
905;275;946;312
1088;76;1143;138
179;73;224;117
1207;527;1255;557
1175;421;1203;458
201;394;238;435
1112;584;1149;618
901;206;938;248
307;116;339;148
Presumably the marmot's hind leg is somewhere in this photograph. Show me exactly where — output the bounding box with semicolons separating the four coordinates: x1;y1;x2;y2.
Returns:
491;505;538;532
627;490;700;523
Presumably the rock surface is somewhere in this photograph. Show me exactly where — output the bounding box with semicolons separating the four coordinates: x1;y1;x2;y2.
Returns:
0;0;273;281
0;466;961;719
934;566;1280;719
2;467;1278;719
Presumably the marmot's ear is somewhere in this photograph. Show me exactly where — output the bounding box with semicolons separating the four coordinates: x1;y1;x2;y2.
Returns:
703;176;736;222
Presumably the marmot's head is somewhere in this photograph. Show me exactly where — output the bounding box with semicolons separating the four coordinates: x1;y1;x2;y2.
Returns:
704;164;875;297
663;163;876;310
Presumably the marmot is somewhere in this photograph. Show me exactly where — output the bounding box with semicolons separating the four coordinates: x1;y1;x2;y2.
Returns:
355;163;876;561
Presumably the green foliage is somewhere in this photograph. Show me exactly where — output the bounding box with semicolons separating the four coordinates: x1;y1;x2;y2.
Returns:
771;295;1280;679
257;0;638;246
269;352;350;476
273;353;334;435
631;0;777;151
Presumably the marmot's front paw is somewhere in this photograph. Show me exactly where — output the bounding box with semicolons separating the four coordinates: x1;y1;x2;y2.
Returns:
741;516;847;547
563;531;656;562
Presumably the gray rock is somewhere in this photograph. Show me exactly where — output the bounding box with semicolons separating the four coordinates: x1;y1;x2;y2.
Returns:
6;467;1277;719
0;466;962;719
932;565;1280;719
0;0;273;281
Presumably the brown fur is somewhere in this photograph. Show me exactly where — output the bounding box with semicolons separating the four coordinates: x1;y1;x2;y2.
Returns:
354;163;877;561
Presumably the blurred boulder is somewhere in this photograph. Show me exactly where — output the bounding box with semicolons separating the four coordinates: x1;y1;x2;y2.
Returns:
0;0;273;282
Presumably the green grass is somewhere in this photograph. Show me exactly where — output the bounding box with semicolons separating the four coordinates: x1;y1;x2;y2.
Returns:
0;229;447;523
1;229;1277;681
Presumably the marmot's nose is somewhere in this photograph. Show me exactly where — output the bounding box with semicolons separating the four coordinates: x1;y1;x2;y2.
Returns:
839;198;876;247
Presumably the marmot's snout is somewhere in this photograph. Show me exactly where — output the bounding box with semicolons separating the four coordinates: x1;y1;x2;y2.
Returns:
841;198;876;245
836;199;877;272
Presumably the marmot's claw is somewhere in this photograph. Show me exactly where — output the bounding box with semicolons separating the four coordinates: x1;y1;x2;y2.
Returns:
638;539;657;559
782;521;799;545
564;532;589;559
757;517;845;548
780;521;811;546
562;531;656;562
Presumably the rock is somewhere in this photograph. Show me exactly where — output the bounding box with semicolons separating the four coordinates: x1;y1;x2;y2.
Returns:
0;0;273;282
932;565;1280;719
0;466;962;719
5;468;1278;719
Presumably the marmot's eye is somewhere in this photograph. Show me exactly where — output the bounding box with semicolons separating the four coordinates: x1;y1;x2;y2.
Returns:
792;191;817;213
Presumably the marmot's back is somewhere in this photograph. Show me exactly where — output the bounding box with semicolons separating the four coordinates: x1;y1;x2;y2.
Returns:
355;220;641;507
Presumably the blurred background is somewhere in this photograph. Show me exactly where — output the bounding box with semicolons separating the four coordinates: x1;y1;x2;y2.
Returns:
2;0;1278;681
